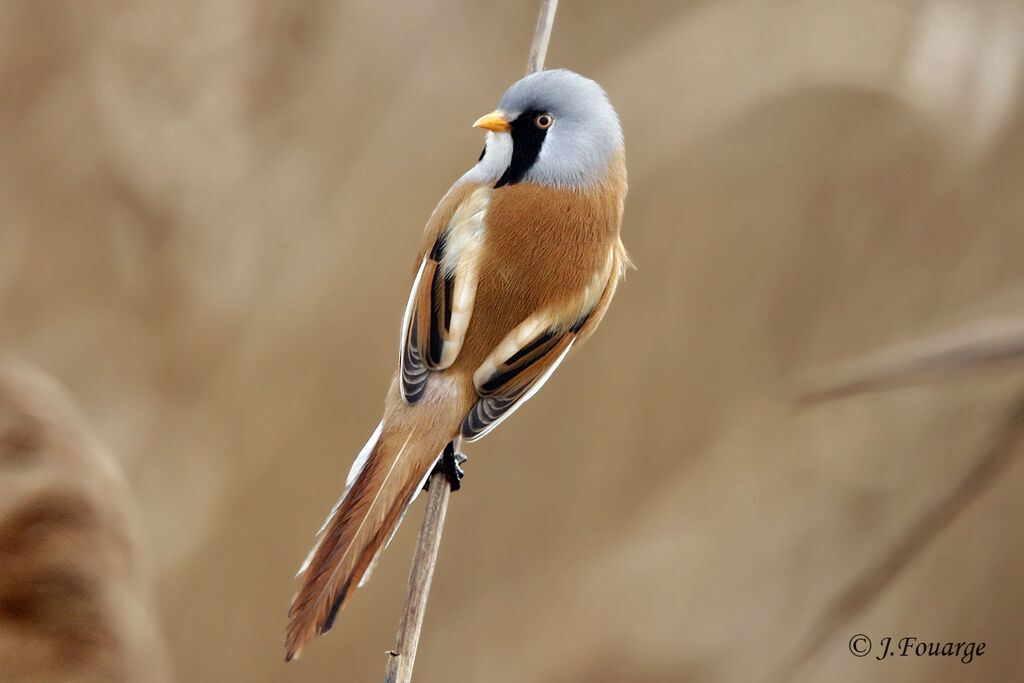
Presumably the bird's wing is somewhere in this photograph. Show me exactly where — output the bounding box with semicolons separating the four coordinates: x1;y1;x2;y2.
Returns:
461;244;624;441
400;185;488;404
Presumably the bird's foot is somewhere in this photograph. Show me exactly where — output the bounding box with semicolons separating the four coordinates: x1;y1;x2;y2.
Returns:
427;441;467;492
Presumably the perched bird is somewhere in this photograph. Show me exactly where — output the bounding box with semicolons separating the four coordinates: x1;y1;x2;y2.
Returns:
286;68;628;660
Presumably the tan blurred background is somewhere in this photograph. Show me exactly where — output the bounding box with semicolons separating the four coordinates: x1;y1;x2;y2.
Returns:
2;0;1024;681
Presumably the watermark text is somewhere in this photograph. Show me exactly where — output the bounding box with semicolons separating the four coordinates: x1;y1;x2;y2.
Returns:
848;634;986;664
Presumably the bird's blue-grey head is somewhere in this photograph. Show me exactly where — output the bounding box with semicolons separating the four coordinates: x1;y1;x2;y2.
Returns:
466;69;623;189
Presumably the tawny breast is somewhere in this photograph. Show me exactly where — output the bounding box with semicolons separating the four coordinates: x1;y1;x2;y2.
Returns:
451;180;622;375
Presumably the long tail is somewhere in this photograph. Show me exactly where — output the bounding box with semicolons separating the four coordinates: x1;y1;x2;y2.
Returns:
285;419;450;660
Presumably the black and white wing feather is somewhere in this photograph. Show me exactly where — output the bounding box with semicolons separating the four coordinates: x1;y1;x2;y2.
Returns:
399;187;488;403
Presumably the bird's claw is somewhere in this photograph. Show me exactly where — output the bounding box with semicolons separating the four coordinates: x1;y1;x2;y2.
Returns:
426;442;466;492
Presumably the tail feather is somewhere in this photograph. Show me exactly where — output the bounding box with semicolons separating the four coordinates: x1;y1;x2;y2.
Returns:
285;425;444;661
358;462;436;589
296;421;385;578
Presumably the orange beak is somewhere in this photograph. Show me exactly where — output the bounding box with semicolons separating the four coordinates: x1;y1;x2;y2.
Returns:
473;110;511;133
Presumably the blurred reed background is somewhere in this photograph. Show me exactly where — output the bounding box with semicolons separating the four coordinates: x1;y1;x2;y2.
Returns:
1;1;1023;681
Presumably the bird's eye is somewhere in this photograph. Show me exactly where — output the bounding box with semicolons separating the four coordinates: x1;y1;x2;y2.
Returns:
535;114;553;129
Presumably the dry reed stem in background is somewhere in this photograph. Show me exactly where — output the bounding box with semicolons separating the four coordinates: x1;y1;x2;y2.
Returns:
784;310;1024;680
799;314;1024;403
779;392;1024;680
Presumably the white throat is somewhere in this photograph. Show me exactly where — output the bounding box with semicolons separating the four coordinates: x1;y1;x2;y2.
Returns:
462;131;513;184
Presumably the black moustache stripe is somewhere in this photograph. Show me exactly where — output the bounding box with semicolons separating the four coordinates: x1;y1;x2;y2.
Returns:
495;109;549;188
